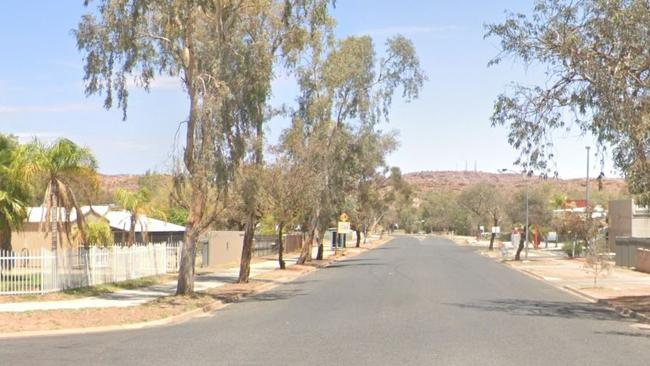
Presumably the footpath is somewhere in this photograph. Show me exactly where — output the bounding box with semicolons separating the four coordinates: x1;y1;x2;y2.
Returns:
448;235;650;323
0;252;312;313
0;236;390;337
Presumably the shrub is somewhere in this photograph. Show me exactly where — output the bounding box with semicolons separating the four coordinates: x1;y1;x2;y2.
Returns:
86;221;114;246
562;241;584;258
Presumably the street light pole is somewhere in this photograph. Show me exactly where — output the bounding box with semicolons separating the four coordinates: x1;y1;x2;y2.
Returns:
586;146;591;247
586;146;590;207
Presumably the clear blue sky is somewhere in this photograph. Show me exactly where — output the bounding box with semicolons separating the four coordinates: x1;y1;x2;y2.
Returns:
0;1;615;178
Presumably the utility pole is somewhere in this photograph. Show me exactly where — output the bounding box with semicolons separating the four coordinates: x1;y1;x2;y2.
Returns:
586;146;590;207
586;146;591;247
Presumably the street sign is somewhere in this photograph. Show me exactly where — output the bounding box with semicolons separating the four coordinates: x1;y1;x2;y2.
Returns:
339;212;349;222
491;226;501;234
337;221;351;234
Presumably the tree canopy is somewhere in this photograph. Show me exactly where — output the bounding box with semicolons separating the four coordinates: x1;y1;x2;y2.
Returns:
486;0;650;202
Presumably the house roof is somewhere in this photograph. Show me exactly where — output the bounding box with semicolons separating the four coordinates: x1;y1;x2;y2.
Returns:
25;205;185;233
103;210;186;233
26;205;108;223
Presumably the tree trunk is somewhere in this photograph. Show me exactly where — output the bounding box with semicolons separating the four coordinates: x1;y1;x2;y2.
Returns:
0;225;11;252
297;210;319;264
238;125;264;283
515;228;526;261
363;223;368;244
129;215;136;245
298;224;316;264
355;227;361;248
176;227;198;295
488;216;498;250
315;226;324;260
238;214;255;283
277;223;285;269
50;182;59;252
0;226;11;269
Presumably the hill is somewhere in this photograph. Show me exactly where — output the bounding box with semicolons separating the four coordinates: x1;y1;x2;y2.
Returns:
402;171;628;199
98;174;142;193
96;170;629;203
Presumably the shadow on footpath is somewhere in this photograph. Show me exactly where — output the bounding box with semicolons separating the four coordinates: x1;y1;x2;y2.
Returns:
445;299;629;322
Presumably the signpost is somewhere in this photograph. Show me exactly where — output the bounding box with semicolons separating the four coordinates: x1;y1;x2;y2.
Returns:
336;213;350;252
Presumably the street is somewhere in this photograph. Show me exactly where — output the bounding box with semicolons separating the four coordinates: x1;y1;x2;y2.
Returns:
1;236;648;365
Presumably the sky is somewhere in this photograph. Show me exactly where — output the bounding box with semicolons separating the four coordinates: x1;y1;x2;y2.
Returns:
0;1;616;178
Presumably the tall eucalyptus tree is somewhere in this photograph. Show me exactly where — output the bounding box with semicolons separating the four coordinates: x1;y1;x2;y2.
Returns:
486;0;650;201
75;0;335;293
289;35;426;264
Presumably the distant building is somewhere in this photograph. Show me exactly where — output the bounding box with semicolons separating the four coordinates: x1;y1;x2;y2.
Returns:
552;203;607;219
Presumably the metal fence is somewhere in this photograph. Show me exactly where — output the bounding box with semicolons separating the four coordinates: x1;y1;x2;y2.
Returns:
615;237;650;267
253;236;279;257
0;242;183;296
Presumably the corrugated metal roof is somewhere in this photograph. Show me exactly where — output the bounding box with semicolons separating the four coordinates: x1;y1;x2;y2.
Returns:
104;210;186;233
25;205;185;233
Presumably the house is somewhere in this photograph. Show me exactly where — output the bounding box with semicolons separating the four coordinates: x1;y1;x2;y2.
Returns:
10;205;185;251
104;209;185;244
10;205;109;251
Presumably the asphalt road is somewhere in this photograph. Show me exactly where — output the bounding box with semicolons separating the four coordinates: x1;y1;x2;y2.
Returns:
1;236;649;365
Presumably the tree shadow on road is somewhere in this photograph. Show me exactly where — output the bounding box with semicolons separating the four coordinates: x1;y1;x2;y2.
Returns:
594;330;650;339
243;287;306;303
445;299;629;322
326;262;385;269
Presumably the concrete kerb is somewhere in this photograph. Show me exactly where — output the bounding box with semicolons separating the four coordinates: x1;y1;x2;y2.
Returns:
0;236;393;339
446;235;650;324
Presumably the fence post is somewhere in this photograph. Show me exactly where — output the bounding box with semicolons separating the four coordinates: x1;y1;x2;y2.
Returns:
112;246;117;283
40;248;45;294
162;243;167;274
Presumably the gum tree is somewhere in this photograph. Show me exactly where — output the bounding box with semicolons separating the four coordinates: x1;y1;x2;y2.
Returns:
75;0;334;293
291;34;426;264
486;0;650;202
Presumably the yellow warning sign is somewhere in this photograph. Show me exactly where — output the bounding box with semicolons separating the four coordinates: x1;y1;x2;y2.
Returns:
339;213;349;222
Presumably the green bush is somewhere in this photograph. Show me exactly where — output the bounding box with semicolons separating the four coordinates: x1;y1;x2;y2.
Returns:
562;241;584;258
86;220;114;246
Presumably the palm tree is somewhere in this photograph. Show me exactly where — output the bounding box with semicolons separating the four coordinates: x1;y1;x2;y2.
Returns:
26;139;98;251
114;188;160;245
0;135;29;252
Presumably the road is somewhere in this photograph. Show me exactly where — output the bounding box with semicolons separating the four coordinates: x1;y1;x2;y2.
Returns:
1;236;649;365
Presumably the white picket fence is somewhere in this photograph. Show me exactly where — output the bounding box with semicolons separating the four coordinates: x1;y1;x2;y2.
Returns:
0;242;183;295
